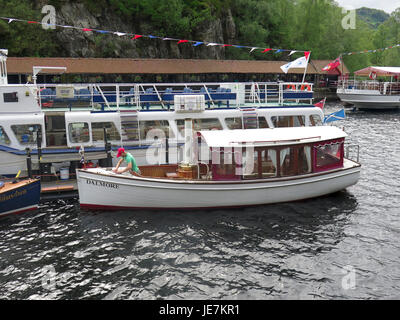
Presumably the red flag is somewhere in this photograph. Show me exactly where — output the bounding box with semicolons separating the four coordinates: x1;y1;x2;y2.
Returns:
314;98;326;110
177;40;189;44
322;57;341;71
27;21;38;24
82;28;93;32
304;51;311;60
262;48;272;53
132;34;142;40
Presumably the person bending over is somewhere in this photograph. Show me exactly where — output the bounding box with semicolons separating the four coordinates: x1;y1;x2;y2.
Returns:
112;147;141;176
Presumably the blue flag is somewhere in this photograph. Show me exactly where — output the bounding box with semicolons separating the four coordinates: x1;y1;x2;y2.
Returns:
324;109;346;123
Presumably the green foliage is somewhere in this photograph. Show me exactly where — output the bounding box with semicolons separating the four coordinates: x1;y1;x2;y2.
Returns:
356;7;390;29
0;0;60;57
2;0;400;73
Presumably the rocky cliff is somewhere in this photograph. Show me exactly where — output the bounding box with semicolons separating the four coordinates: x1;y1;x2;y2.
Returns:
39;1;236;59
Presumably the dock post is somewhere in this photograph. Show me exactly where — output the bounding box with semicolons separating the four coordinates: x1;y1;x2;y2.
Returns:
26;148;32;178
104;128;112;167
36;130;42;178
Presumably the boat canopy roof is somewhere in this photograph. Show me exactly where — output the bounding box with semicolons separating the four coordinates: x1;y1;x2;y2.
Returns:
200;126;347;148
354;66;400;76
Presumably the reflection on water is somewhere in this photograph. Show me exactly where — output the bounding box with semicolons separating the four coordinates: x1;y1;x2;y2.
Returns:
0;104;399;299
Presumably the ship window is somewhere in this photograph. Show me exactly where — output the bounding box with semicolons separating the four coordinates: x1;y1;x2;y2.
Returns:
314;141;343;171
92;122;121;142
242;148;258;179
225;117;243;129
140;120;174;141
176;118;222;136
260;149;277;177
11;124;42;145
309;114;323;126
0;126;11;145
298;146;312;174
280;147;296;177
212;148;240;181
258;117;269;128
271;115;305;128
3;92;18;103
68;122;90;143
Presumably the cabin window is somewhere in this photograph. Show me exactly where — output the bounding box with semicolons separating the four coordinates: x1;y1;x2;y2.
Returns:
11;124;42;145
260;149;277;177
211;148;240;181
225;117;243;129
92;122;121;142
309;114;323;126
0;126;11;145
3;92;18;103
140;120;174;141
242;148;259;179
68;122;90;143
258;117;269;128
176;118;222;136
313;140;344;172
280;147;298;177
271;115;305;128
298;146;312;174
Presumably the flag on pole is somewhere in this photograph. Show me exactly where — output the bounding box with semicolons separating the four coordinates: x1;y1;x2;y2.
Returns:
322;56;341;71
280;56;308;74
314;98;326;110
324;109;346;123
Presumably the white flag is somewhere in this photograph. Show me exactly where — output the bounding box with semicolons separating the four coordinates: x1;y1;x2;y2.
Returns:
280;56;308;74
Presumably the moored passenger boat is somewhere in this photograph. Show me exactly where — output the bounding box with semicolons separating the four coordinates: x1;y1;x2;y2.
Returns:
337;66;400;109
0;49;324;178
76;126;361;210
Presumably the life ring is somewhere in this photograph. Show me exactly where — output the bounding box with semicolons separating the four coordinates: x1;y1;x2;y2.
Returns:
300;84;312;91
286;84;296;90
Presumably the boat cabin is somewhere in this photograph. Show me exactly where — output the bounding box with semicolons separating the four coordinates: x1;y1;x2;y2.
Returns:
138;126;347;181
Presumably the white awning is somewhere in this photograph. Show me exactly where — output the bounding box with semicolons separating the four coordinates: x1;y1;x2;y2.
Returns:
354;66;400;76
200;126;347;148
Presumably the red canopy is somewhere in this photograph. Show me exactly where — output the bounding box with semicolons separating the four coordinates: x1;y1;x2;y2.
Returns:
354;66;400;76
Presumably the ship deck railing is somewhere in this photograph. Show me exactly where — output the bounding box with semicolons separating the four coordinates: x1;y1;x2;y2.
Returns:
338;79;400;95
37;81;314;111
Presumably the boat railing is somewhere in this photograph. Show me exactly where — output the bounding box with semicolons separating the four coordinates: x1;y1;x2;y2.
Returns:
338;79;400;95
36;81;315;111
345;144;360;163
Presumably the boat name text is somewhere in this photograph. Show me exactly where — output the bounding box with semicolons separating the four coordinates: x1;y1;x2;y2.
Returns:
86;179;119;189
0;189;28;202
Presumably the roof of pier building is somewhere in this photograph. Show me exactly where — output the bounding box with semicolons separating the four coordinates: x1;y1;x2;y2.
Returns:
6;57;349;76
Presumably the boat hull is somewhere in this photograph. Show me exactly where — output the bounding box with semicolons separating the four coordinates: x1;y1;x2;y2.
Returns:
337;91;400;109
77;160;361;210
0;179;41;217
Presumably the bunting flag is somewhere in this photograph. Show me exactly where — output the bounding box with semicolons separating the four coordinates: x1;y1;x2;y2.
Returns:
324;109;346;124
314;98;326;110
342;43;400;56
0;16;311;56
322;56;341;71
280;56;308;74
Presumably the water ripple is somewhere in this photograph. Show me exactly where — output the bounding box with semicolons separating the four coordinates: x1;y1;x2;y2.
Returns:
1;105;400;299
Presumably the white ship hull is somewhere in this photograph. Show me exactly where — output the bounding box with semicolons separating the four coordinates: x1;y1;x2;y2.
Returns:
76;159;361;210
337;89;400;109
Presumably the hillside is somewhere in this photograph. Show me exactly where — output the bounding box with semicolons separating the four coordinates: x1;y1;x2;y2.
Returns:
356;7;390;29
1;0;400;71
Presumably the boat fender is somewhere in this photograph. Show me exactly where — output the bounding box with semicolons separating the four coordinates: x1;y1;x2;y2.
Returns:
300;84;312;91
